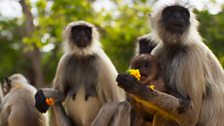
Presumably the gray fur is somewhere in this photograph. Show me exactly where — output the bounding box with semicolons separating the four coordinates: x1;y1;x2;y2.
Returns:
62;54;99;100
51;21;127;126
0;74;48;126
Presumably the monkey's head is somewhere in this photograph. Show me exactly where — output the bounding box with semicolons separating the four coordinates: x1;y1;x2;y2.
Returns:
63;21;101;55
130;54;160;84
150;0;199;45
2;73;29;95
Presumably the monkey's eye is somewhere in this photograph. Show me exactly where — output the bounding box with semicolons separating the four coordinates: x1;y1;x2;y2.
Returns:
86;28;92;35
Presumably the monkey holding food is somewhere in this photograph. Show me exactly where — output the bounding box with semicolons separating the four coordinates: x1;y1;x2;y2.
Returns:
128;54;167;126
44;20;129;126
117;0;224;125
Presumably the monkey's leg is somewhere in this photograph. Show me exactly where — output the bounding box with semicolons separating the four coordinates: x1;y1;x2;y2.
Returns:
0;106;10;126
91;102;119;126
109;101;131;126
116;74;190;120
51;103;74;126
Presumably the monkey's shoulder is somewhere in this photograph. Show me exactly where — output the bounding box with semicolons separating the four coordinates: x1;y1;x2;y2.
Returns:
3;88;35;106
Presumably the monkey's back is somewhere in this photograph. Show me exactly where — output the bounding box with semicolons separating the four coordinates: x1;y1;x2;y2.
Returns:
3;88;47;126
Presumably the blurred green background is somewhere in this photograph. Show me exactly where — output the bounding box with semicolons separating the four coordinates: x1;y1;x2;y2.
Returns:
0;0;224;88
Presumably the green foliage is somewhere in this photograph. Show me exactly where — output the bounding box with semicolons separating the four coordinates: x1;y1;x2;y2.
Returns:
0;0;151;84
195;9;224;66
0;0;223;85
0;19;26;80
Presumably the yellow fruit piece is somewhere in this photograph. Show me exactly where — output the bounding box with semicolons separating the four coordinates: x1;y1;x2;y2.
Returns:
149;85;155;90
128;69;141;80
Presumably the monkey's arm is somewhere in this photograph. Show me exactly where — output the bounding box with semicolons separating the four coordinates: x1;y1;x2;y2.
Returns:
34;88;65;113
91;102;118;126
116;73;190;120
98;52;126;102
51;103;74;126
50;56;75;126
91;53;128;125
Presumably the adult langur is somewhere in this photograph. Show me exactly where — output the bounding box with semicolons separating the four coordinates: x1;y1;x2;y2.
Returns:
117;0;224;126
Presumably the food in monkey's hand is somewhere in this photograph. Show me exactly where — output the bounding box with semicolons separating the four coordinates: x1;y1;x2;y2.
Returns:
35;88;65;113
127;69;156;91
35;90;50;113
123;54;168;124
45;98;55;106
127;69;141;81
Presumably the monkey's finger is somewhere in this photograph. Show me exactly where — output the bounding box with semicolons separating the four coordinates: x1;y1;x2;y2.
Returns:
117;75;140;94
116;73;137;83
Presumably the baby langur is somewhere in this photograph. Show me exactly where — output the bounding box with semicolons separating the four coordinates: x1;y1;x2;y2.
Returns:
129;54;166;126
130;54;166;92
0;73;48;126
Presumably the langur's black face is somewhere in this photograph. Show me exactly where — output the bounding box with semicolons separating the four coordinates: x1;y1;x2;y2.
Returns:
70;25;92;48
160;5;190;34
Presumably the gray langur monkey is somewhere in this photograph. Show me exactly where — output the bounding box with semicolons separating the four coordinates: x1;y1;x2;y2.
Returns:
51;21;130;126
0;73;48;126
117;0;224;126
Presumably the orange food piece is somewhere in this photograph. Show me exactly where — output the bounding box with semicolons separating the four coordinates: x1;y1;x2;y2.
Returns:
45;98;55;106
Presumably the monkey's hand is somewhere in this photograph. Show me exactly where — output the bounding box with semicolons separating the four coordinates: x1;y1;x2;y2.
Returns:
35;88;65;113
35;89;50;113
116;73;148;95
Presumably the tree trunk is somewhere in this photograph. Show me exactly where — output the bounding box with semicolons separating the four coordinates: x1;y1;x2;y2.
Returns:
19;0;45;88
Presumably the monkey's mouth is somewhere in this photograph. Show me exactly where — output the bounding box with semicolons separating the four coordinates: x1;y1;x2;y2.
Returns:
168;22;185;34
140;74;147;81
76;41;88;48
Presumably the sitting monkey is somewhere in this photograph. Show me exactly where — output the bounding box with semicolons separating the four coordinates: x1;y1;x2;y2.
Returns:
129;53;167;126
0;73;48;126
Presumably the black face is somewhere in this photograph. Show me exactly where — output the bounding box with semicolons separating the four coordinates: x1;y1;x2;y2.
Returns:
161;5;190;34
70;25;92;48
